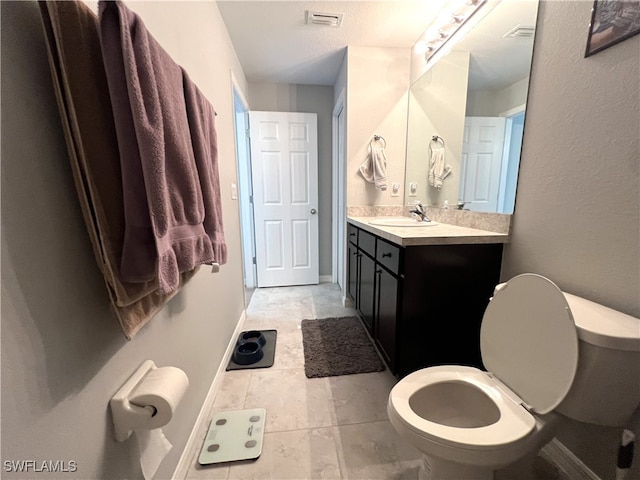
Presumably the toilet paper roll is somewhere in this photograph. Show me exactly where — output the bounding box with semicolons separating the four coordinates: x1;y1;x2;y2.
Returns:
129;366;188;480
129;366;189;430
135;429;172;480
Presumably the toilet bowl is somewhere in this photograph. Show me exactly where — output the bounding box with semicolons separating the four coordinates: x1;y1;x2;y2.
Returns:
388;273;640;480
388;366;560;477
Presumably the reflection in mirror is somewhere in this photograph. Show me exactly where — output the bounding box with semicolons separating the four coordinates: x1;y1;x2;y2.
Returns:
405;1;539;213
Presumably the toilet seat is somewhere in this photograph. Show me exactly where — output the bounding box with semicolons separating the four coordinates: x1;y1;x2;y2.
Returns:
389;274;581;454
389;365;536;450
481;274;579;413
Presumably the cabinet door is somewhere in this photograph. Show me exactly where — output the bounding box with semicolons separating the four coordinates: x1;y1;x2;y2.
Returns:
358;252;376;334
347;224;358;244
376;268;398;370
347;242;359;303
397;243;503;376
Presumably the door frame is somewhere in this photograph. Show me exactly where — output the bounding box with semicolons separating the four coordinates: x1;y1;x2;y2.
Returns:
231;74;257;290
331;89;346;288
498;104;526;214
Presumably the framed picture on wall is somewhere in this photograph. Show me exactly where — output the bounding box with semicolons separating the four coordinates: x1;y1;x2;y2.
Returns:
585;0;640;56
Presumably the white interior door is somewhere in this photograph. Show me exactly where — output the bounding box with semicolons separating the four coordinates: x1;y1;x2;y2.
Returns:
460;117;506;212
249;111;319;287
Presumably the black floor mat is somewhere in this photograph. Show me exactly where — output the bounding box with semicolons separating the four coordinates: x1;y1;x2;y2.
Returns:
226;329;277;371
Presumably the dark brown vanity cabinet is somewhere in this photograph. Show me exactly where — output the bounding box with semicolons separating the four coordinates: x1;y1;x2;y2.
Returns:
347;230;358;303
347;222;503;378
347;224;400;367
347;224;376;334
374;259;398;368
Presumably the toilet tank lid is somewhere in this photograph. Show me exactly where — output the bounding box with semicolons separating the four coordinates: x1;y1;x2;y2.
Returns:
562;293;640;352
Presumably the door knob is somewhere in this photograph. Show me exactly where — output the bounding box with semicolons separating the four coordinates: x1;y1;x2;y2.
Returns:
310;209;317;214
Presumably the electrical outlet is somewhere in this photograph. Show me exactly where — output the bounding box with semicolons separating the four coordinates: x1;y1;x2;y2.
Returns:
231;183;238;200
390;183;400;197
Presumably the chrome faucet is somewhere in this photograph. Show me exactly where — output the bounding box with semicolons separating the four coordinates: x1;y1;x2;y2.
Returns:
409;201;431;222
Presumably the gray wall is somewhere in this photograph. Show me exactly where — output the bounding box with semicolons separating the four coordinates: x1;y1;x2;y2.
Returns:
501;1;640;478
1;1;247;478
248;83;334;278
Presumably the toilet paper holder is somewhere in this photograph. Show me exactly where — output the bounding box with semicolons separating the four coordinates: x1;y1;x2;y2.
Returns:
110;360;188;442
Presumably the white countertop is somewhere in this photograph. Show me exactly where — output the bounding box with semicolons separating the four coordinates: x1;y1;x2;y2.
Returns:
348;216;510;247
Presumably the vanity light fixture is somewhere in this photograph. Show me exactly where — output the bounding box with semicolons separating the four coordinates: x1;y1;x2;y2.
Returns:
419;0;488;64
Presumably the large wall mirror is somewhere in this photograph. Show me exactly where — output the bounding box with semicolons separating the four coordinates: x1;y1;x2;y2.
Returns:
405;0;539;213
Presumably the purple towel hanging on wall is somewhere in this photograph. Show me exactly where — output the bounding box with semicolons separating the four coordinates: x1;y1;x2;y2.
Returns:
183;69;228;267
39;0;199;339
99;0;225;294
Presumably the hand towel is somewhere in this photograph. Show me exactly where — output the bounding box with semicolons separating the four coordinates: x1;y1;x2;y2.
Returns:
359;140;388;191
182;69;228;266
99;0;215;294
38;0;197;339
428;144;452;190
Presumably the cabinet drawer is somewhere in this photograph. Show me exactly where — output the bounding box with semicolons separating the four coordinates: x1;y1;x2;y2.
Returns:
347;224;358;245
376;238;400;275
358;230;376;257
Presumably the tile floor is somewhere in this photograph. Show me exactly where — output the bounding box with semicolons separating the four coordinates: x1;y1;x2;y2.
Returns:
185;284;570;480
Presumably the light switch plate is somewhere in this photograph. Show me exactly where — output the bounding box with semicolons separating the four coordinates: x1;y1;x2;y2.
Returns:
390;183;400;197
231;183;238;200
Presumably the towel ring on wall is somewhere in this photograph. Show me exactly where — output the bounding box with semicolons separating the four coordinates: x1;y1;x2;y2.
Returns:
431;135;445;148
372;134;387;148
429;135;445;157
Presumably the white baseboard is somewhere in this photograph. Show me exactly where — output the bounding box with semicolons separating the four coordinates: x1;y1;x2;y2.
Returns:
540;438;601;480
171;310;247;480
342;295;354;308
319;275;332;283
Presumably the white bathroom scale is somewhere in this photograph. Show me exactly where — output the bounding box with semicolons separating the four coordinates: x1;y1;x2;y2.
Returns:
198;408;266;465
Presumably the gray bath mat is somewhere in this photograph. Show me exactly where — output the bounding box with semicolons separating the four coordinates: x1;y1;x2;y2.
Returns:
301;316;385;378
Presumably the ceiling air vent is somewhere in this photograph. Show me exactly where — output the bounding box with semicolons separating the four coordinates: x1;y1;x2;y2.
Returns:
503;25;536;38
306;11;343;27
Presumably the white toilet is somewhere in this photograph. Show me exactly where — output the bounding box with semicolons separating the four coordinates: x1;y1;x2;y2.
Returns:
387;273;640;480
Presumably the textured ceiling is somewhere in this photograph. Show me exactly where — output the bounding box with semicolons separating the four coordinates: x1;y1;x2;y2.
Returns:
217;1;446;85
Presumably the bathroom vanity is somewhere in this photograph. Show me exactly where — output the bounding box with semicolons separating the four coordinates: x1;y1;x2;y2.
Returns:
347;217;508;377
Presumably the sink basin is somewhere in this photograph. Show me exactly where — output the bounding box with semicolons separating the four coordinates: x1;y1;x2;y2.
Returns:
368;217;438;227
